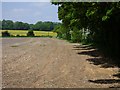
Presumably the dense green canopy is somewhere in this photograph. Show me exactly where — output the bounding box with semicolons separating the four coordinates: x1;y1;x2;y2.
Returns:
52;2;120;60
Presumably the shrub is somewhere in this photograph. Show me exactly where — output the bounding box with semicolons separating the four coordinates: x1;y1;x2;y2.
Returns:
27;30;35;37
71;27;82;43
16;34;20;37
2;31;11;37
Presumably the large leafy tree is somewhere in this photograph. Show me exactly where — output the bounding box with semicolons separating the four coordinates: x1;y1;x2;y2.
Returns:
52;2;120;59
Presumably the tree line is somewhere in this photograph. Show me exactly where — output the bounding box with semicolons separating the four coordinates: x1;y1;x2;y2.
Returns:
1;19;61;31
52;2;120;61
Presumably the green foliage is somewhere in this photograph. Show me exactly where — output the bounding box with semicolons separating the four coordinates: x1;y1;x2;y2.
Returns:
53;25;62;38
16;34;20;37
54;25;71;40
27;30;35;37
14;21;30;30
71;27;82;43
0;20;2;29
2;19;61;31
2;31;11;37
102;16;109;21
2;20;14;30
2;20;30;30
32;21;56;31
52;2;120;60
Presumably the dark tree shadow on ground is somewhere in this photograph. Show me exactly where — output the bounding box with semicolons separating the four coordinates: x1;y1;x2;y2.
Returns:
73;44;120;68
88;79;120;88
77;50;100;57
109;86;120;88
88;79;120;84
113;73;120;78
73;44;120;88
86;57;118;68
73;45;94;50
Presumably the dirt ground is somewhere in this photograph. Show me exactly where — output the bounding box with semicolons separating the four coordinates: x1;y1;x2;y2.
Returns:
2;38;120;88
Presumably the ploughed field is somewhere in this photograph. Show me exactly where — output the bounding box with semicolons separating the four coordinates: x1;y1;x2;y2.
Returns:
2;38;120;88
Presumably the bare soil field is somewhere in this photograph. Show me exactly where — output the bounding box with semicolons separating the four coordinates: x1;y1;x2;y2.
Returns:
2;38;120;88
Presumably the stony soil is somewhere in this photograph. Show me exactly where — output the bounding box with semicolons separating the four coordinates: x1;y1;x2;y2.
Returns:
2;38;120;88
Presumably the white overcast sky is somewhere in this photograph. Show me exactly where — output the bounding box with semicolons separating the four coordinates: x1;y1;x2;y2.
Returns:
1;1;61;24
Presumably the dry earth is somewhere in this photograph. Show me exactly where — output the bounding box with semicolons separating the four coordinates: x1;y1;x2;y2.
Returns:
2;38;120;88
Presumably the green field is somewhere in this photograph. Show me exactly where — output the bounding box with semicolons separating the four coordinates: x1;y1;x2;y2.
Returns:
0;30;57;37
